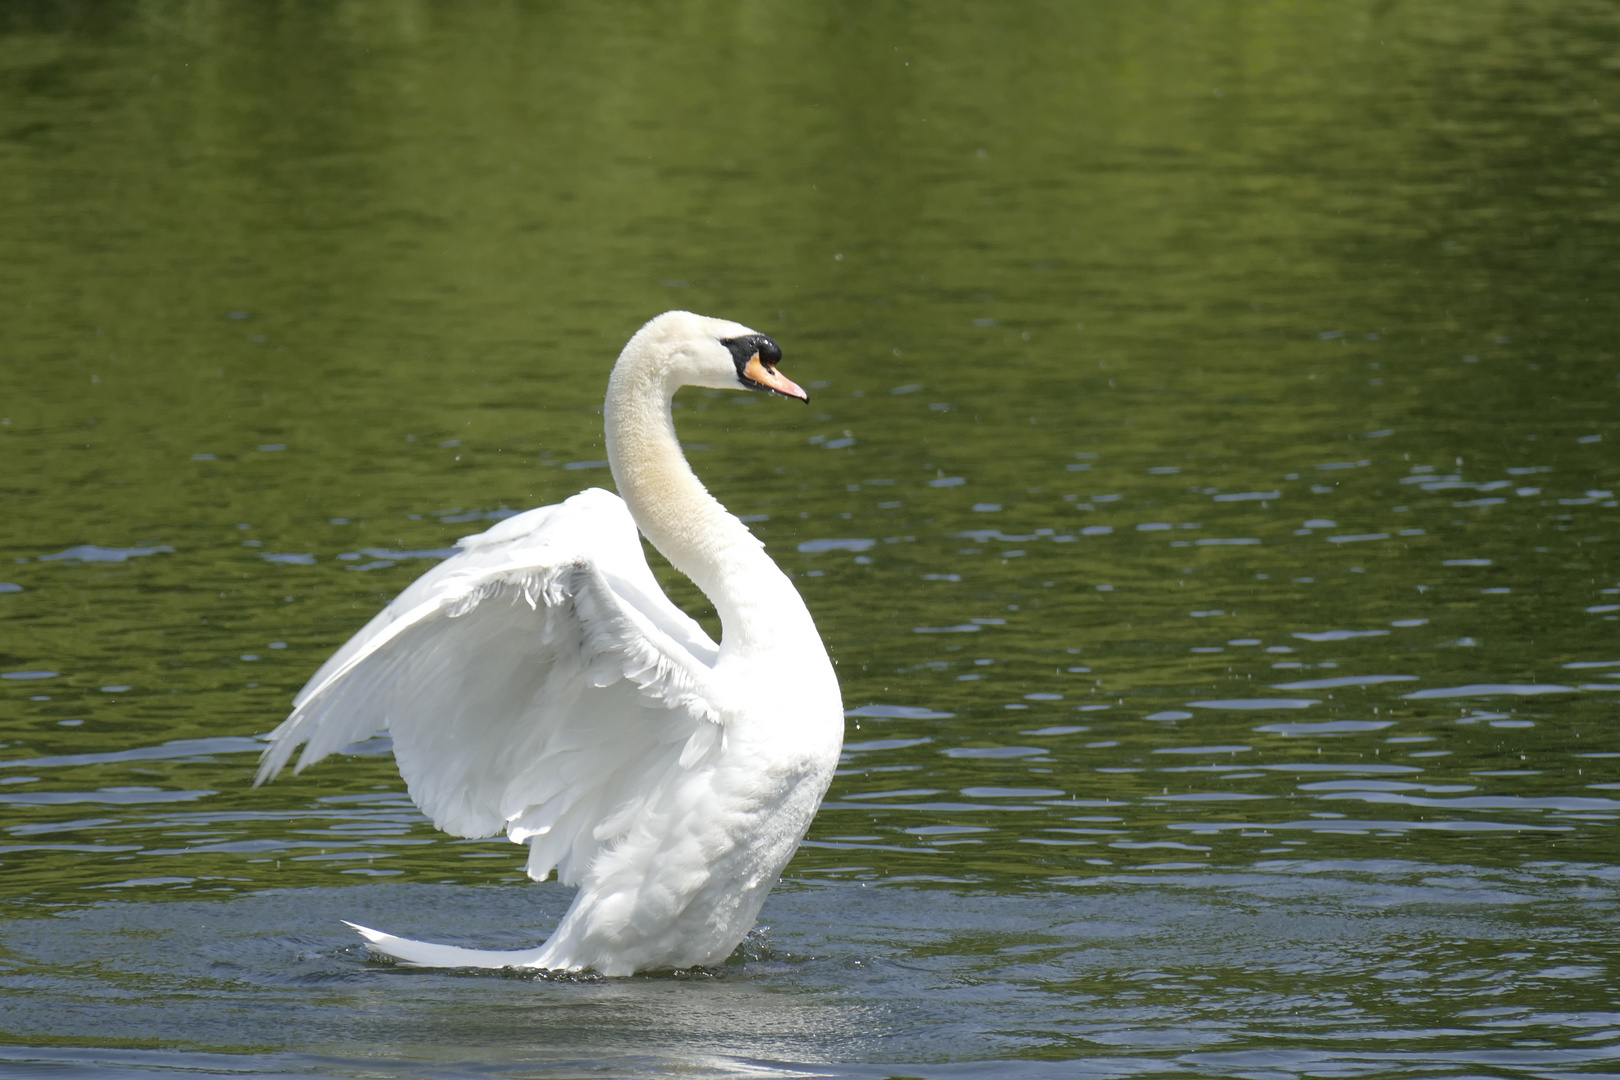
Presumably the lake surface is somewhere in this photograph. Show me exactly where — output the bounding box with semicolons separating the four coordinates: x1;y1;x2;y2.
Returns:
2;2;1619;1076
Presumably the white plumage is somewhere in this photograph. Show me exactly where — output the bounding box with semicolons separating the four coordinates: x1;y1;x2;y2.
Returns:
257;311;844;975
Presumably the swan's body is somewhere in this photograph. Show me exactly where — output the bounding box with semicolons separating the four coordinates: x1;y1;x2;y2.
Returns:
256;312;843;975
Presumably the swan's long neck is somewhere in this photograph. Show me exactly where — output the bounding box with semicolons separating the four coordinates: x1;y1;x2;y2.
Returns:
604;357;811;657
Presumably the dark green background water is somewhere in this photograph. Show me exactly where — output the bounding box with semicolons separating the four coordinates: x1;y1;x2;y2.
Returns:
2;2;1619;1076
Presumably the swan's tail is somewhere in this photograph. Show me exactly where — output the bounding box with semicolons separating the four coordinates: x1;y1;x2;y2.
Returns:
343;921;551;969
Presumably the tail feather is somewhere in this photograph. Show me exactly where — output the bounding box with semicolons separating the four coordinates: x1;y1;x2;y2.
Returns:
343;920;551;969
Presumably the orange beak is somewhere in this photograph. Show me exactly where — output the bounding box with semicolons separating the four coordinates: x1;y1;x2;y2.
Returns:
744;354;809;402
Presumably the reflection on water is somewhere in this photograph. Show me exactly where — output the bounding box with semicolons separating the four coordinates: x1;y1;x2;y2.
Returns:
3;867;1620;1077
1;1;1618;1076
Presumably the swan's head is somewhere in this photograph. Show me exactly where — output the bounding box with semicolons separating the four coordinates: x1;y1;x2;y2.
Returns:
627;310;808;403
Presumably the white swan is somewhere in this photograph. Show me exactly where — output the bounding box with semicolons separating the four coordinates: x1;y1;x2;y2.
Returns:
255;311;844;975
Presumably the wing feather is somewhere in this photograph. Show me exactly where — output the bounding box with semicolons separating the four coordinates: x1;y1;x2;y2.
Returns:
256;488;724;882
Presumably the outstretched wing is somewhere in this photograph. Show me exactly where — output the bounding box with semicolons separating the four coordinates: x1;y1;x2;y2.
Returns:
256;487;725;885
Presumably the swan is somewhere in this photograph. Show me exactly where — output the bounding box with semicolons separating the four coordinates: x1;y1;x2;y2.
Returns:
255;311;844;975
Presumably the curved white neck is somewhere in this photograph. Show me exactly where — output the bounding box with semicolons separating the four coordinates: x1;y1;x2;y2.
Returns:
604;358;812;657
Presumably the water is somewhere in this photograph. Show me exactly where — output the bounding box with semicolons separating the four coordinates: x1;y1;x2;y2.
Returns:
2;2;1619;1076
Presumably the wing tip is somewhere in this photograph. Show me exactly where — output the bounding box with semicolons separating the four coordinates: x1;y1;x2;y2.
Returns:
253;744;289;788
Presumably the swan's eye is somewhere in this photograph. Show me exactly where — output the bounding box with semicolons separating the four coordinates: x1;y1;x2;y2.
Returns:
720;333;804;400
721;334;783;386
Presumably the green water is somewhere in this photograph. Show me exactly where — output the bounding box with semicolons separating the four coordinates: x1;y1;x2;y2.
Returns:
2;2;1619;1076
